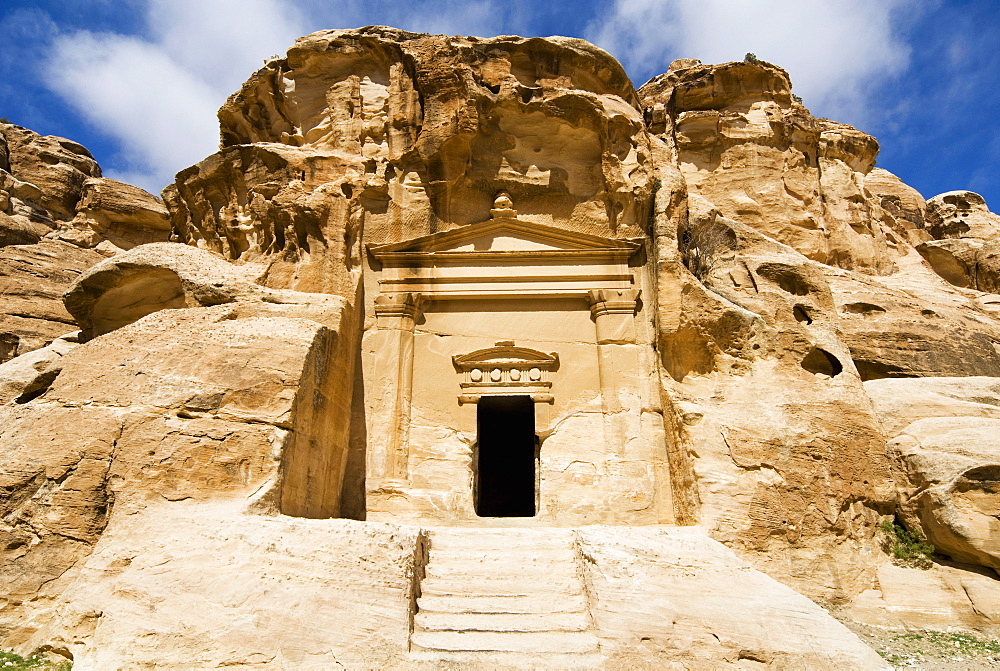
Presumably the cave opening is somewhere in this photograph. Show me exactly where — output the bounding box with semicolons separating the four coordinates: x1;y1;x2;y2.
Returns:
475;395;537;518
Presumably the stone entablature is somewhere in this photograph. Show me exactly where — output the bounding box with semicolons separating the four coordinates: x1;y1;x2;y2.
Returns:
368;206;640;300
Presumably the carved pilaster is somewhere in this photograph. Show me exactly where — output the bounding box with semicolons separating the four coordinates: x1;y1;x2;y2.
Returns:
589;288;641;458
370;292;425;489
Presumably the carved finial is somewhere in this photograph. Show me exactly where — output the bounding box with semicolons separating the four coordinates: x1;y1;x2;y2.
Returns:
490;191;517;219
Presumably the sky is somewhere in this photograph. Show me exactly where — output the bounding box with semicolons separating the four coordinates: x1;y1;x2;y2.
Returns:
0;0;997;210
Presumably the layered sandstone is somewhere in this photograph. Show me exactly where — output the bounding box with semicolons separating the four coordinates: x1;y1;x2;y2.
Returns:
1;27;999;669
0;123;171;363
916;190;1000;292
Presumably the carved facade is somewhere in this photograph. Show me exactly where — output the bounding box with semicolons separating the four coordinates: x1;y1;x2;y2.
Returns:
364;196;672;525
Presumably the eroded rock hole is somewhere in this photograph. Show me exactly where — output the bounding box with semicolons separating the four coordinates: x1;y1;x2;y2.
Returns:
755;263;816;296
852;359;918;381
475;395;536;517
793;305;813;324
843;302;886;316
801;348;843;377
14;367;60;404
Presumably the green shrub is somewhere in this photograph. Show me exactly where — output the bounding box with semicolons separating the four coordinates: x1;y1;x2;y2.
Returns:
0;650;71;670
744;53;759;64
792;94;803;104
879;518;936;567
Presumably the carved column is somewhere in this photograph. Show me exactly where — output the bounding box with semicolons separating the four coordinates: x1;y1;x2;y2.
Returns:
371;292;425;488
588;288;641;458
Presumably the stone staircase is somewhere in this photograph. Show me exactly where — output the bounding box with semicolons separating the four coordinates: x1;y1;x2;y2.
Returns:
409;527;602;667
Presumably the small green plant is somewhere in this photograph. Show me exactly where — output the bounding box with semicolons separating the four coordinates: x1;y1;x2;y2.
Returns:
0;650;71;670
882;630;1000;661
792;94;803;104
0;117;9;124
744;52;759;64
879;518;935;567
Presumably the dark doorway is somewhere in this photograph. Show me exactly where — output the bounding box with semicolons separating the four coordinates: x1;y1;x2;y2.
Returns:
475;395;536;517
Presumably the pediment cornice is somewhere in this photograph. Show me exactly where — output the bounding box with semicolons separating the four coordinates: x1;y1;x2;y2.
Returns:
369;215;640;265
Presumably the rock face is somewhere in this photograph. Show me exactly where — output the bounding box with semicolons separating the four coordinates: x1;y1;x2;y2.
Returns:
0;123;171;364
2;27;1000;668
916;190;1000;292
866;377;1000;570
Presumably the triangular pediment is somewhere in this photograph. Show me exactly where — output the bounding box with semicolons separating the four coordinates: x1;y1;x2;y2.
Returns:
369;217;639;260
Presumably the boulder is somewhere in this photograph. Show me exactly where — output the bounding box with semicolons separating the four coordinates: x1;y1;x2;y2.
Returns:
926;190;1000;240
866;377;1000;572
887;417;1000;571
0;300;357;641
67;177;171;250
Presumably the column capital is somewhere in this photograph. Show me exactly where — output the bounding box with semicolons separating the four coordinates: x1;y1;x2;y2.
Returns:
374;292;425;327
588;288;640;320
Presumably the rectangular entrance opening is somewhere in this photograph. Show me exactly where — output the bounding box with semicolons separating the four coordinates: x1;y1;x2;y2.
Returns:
475;395;536;517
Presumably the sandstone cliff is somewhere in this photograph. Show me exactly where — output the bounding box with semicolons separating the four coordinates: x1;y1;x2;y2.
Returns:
1;28;998;669
0;123;170;363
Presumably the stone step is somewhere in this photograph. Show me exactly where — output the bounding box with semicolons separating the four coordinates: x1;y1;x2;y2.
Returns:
423;560;580;581
426;550;578;565
417;592;588;614
414;610;591;633
427;532;576;551
410;630;600;654
426;548;578;562
407;649;606;668
420;575;582;595
427;528;575;538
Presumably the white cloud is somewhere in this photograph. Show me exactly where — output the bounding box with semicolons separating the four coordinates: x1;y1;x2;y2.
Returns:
151;0;305;91
44;31;220;192
40;0;531;193
586;0;915;128
43;0;307;193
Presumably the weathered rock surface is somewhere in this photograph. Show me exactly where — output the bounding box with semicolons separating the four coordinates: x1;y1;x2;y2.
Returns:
0;299;357;643
864;167;929;245
848;559;1000;632
866;377;1000;573
639;59;904;274
2;124;100;222
2;26;1000;668
0;123;173;360
62;242;343;339
926;190;1000;241
916;189;1000;292
11;516;887;669
0;241;102;362
0;330;78;404
166;27;651;296
68;177;171;250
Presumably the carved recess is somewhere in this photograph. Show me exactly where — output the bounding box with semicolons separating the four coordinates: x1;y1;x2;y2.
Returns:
452;341;558;404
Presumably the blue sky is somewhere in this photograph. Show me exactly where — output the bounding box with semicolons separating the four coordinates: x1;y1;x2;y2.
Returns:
1;0;997;211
